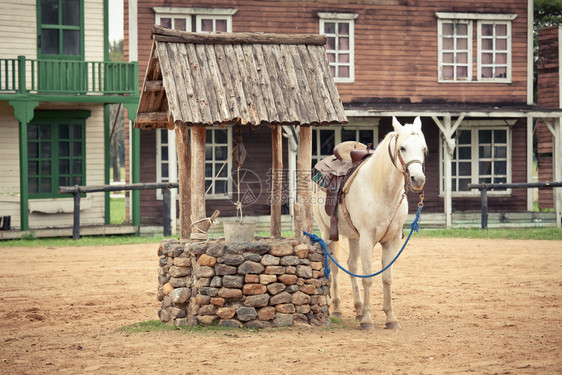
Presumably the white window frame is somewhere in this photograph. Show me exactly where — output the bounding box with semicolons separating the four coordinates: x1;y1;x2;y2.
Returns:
437;19;472;82
439;120;514;197
154;13;192;31
477;20;512;82
205;127;233;199
312;118;379;165
195;14;233;33
318;12;358;84
435;12;517;84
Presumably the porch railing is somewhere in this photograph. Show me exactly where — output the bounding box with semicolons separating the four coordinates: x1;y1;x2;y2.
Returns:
0;56;138;95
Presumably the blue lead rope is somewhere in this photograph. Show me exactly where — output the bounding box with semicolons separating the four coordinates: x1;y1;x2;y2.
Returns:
304;204;423;279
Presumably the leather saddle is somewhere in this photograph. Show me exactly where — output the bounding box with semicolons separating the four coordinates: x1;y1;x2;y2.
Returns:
311;141;374;240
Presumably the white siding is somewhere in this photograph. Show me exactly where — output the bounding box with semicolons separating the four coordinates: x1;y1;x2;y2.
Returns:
0;102;22;227
85;0;105;62
0;0;37;59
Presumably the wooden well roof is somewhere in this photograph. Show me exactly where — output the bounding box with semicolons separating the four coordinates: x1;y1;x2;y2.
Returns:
134;25;347;129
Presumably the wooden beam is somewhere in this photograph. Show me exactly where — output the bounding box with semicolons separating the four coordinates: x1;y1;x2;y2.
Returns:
190;126;207;240
135;111;168;124
297;125;313;238
175;126;191;239
144;80;164;92
270;126;283;238
152;25;326;45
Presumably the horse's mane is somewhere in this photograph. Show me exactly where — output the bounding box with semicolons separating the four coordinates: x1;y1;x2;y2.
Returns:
367;129;419;197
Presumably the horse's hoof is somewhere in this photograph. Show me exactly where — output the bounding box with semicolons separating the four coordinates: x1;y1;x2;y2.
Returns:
359;322;375;331
355;313;363;321
331;312;343;318
385;322;401;330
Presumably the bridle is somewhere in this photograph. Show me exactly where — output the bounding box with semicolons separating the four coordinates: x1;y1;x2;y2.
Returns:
387;133;425;194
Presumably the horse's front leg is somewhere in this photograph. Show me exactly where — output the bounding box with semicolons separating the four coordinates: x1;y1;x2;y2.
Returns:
381;235;402;329
327;240;343;318
358;232;376;330
347;238;364;320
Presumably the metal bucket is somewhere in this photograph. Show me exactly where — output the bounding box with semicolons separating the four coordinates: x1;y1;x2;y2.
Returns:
223;222;256;243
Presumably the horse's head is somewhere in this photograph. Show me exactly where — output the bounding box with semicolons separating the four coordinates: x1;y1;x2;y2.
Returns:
392;116;428;192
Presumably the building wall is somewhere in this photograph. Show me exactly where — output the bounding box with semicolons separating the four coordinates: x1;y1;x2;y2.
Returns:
0;102;22;225
536;26;558;209
0;0;37;59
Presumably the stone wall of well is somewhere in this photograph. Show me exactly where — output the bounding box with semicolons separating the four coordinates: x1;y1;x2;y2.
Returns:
157;238;331;329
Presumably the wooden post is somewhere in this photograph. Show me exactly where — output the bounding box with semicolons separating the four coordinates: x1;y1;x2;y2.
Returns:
480;185;488;230
190;126;206;240
297;125;313;238
72;189;81;240
271;126;283;238
175;126;191;239
163;188;172;236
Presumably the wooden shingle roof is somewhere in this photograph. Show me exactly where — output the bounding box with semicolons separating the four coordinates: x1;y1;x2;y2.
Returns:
134;25;347;129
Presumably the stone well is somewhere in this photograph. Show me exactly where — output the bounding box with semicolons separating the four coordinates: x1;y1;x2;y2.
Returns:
157;237;331;329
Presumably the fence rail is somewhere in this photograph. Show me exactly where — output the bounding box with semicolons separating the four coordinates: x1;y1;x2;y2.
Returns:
0;56;137;95
467;181;562;229
59;182;179;240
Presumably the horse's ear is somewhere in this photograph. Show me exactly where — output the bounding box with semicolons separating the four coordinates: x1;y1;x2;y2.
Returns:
392;116;403;132
413;116;422;130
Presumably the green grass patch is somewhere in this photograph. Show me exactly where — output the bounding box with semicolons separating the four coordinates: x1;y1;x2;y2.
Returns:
0;234;165;248
120;320;258;335
417;227;562;241
110;197;126;225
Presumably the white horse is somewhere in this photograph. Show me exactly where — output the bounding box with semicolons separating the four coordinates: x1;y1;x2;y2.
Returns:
312;116;427;330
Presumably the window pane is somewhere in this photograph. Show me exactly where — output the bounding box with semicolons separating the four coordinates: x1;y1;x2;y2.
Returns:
160;18;171;28
161;163;168;179
28;125;39;140
29;161;39;175
326;37;335;50
319;130;335;155
174;18;186;31
482;39;493;50
482;53;493;64
457;38;468;50
338;65;350;78
496;53;507;64
324;22;335;34
60;124;69;139
479;130;492;143
459;162;471;176
161;129;168;143
205;145;212;159
479;145;491;158
205;163;212;178
205;180;212;192
41;178;51;193
41;29;60;55
494;161;506;175
338;53;349;63
457;23;467;35
359;130;373;145
329;66;335;76
215;129;227;143
59;176;69;187
341;129;355;142
496;24;507;36
216;19;227;32
63;30;80;55
456;66;467;78
339;37;349;50
218;166;227;178
442;65;453;79
41;142;52;158
327;53;335;63
71;176;82;185
458;130;471;144
494;130;506;143
479;161;491;175
481;67;493;78
215;181;226;194
496;39;507;51
458;147;471;160
72;159;82;174
59;159;69;174
442;23;453;35
443;53;454;63
482;24;493;36
201;19;213;32
494;146;506;158
215;146;227;160
495;67;506;78
161;146;168;161
62;0;80;26
29;142;39;158
41;0;59;24
338;22;349;35
72;124;81;139
72;142;81;156
457;52;468;64
443;38;454;49
29;178;39;194
459;178;471;191
40;125;51;139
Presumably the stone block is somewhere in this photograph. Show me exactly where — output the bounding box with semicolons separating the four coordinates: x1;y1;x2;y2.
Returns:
236;307;257;321
259;274;277;285
189;243;208;256
244;294;269;308
174;257;191;267
275;303;296;314
218;288;243;299
310;261;323;270
280;255;300;266
222;254;245;266
285;266;296;274
266;282;286;295
197;266;216;278
207;243;225;257
299;284;317;295
162;283;174;295
169;277;186;288
169;307;187;319
222;275;244;288
257;306;276;321
195;294;211;306
245;274;259;283
215;264;237;276
243;284;267;295
170;287;190;304
296;304;311;314
285;285;299;293
219;319;242;328
264;266;285;275
291;291;311;305
169;266;190;278
210;276;223;288
199;304;218;316
244;242;271;255
299;259;311;266
197;315;218;325
199;287;219;297
296;265;313;278
260;254;280;266
210;297;225;307
278;274;298;285
308;253;323;262
245;319;271;329
269;292;291;305
238;261;265;275
243;252;262;262
272;313;293;327
195;277;211;288
294;244;309;259
269;242;293;256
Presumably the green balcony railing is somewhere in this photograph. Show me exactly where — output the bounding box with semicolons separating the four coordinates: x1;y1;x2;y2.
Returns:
0;56;138;96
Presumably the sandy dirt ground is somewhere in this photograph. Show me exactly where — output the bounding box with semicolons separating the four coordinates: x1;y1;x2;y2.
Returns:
0;237;560;375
